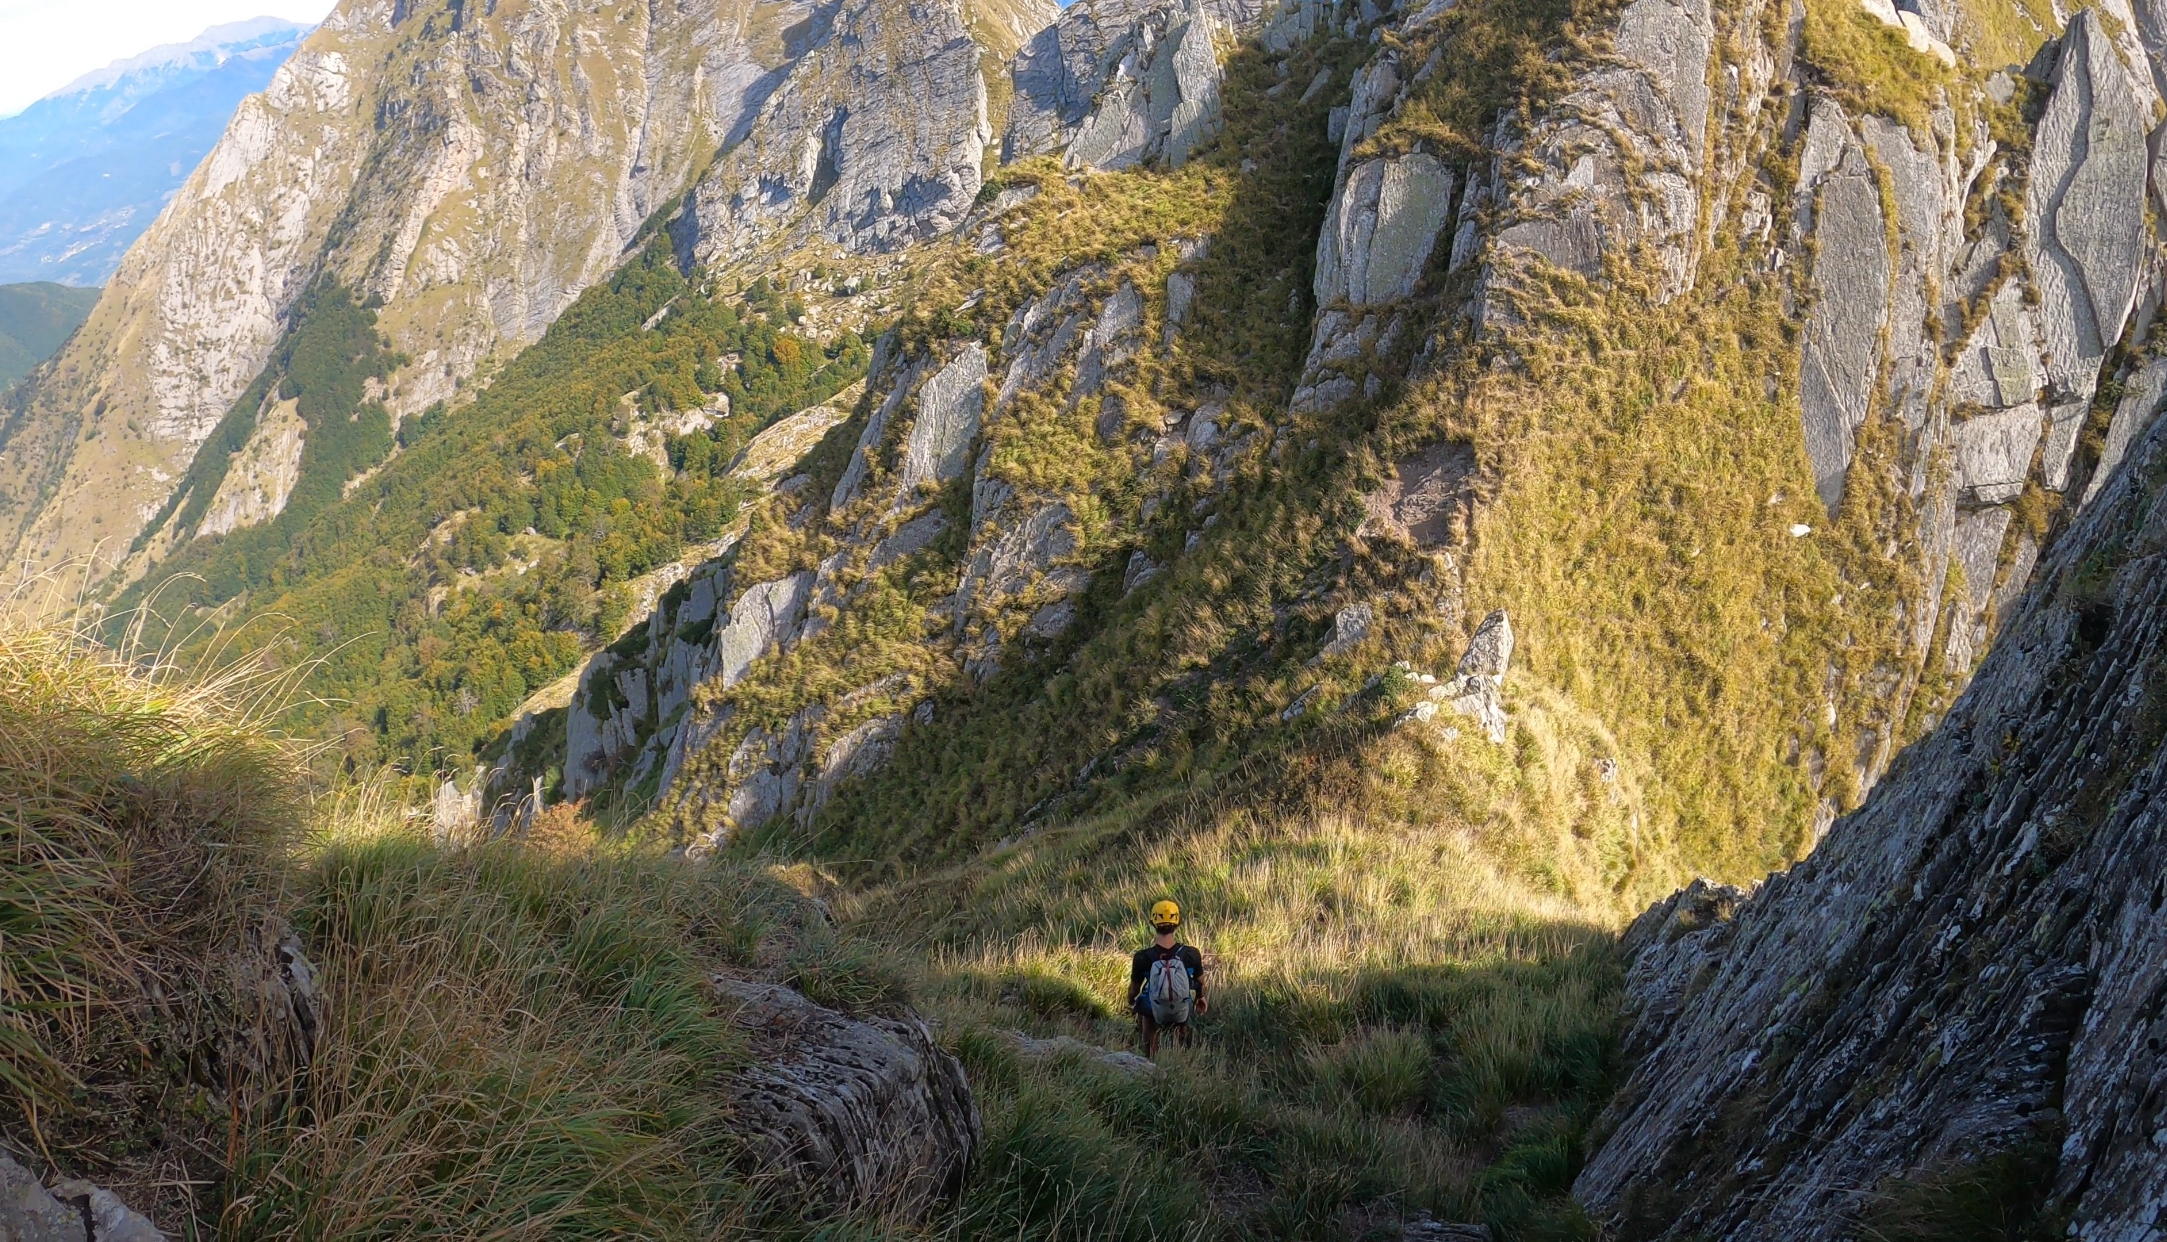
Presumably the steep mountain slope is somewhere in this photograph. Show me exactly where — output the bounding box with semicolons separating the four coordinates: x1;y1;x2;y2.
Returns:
0;283;97;390
0;19;311;287
1575;240;2167;1242
0;0;1046;598
542;0;2144;893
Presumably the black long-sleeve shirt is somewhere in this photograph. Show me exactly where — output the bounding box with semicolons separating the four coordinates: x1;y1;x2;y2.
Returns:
1130;943;1204;1000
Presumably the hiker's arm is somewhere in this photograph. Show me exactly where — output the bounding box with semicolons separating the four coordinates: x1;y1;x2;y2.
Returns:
1130;955;1147;998
1192;949;1208;1011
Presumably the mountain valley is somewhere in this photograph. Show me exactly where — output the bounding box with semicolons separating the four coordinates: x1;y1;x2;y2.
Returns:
3;0;2167;1237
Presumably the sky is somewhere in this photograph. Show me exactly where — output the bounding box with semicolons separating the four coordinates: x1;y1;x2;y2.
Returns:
0;0;337;116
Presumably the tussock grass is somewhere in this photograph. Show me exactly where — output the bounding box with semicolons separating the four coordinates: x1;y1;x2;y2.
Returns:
225;819;804;1238
0;619;898;1239
0;621;305;1223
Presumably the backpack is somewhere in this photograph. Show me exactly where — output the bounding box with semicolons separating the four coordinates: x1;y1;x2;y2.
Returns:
1145;950;1195;1025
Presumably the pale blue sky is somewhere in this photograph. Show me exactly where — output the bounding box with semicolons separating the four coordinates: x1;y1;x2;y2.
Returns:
0;1;337;115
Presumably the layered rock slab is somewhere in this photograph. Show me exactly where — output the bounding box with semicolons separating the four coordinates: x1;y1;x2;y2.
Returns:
717;979;979;1218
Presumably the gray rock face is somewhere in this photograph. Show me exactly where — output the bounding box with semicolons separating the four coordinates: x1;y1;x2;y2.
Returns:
1861;115;1949;432
898;345;988;499
1315;155;1457;307
0;1156;164;1242
717;980;978;1219
1954;407;2045;504
1480;0;1716;310
1003;1030;1158;1076
724;710;819;834
1317;602;1375;659
684;0;1030;268
1797;128;1891;511
834;343;919;511
956;501;1082;620
430;771;482;841
1457;609;1513;679
1949;281;2045;410
2027;11;2150;413
717;574;816;689
1005;0;1223;171
1576;411;2167;1240
2084;357;2167;507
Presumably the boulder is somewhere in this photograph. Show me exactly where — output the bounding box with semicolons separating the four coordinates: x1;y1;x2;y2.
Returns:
897;345;988;499
1457;609;1513;679
1317;602;1375;659
0;1156;164;1242
1314;155;1457;307
1003;1030;1158;1076
717;980;978;1219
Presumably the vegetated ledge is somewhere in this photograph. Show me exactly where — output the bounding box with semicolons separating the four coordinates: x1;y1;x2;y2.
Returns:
1574;386;2167;1238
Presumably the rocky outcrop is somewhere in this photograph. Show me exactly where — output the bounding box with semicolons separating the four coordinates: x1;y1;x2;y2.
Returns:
2027;10;2151;492
1314;155;1457;309
1003;0;1225;170
1576;403;2167;1237
897;345;988;498
717;979;978;1218
193;397;304;538
0;1156;164;1242
1476;0;1717;313
730;383;862;486
1794;103;1892;510
682;0;1053;268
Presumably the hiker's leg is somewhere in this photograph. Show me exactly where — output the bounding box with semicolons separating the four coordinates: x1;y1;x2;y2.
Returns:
1139;1011;1160;1058
1174;1021;1192;1048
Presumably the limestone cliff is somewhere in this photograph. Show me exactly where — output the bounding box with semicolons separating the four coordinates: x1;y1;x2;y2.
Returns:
0;0;1051;596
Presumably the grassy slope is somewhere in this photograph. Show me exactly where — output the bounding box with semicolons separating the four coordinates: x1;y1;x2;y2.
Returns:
0;623;910;1237
0;282;98;391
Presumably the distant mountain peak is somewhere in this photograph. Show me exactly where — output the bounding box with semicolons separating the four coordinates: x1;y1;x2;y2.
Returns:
44;17;311;102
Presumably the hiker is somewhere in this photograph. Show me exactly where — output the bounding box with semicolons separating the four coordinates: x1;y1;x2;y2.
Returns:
1131;899;1206;1057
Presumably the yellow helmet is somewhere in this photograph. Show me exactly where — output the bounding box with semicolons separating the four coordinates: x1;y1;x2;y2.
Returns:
1150;900;1181;930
